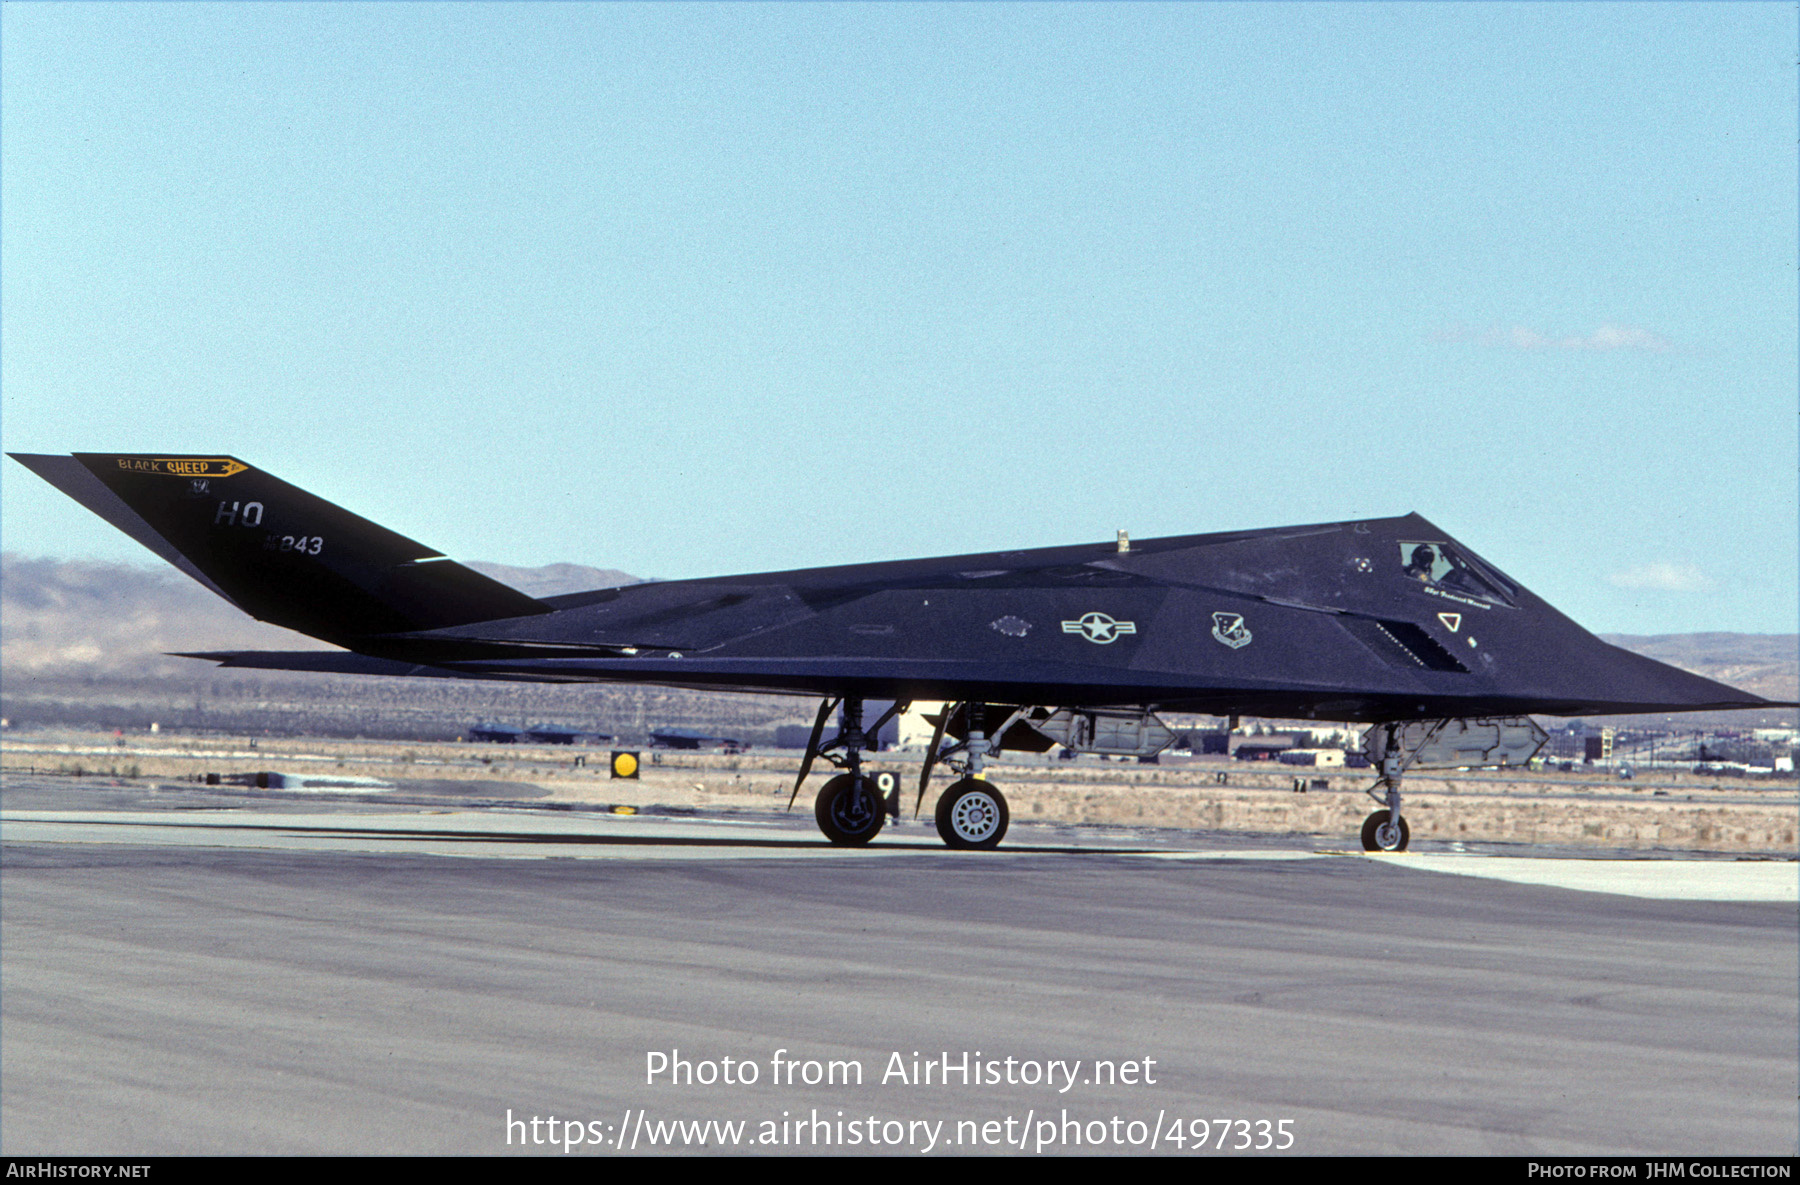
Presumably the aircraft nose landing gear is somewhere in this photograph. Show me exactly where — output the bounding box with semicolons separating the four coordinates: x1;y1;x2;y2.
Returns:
1361;808;1410;852
1361;721;1420;851
1355;716;1548;851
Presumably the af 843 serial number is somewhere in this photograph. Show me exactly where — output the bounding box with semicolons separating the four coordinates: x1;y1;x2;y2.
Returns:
263;534;324;555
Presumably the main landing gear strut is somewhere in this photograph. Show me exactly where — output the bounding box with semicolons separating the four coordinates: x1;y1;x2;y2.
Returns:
787;696;909;846
790;698;1011;850
916;702;1011;850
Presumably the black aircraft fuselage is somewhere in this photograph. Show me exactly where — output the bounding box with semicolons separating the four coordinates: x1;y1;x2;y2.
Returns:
12;452;1783;852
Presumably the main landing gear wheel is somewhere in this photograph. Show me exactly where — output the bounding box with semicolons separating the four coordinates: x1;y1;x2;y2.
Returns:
815;774;885;846
1361;809;1410;852
936;778;1009;850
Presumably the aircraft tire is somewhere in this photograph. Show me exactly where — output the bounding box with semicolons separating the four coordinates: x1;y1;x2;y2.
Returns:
1361;809;1410;852
935;778;1009;850
815;774;885;846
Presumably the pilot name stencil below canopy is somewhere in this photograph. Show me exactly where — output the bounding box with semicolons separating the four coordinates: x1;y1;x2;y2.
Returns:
13;453;1786;853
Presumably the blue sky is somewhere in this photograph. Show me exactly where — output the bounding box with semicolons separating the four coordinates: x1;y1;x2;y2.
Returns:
3;3;1795;633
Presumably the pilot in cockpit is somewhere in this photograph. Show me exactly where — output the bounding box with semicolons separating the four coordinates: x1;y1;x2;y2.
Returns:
1403;544;1438;582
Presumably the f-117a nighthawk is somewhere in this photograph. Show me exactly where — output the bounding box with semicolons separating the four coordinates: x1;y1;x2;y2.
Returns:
13;453;1785;852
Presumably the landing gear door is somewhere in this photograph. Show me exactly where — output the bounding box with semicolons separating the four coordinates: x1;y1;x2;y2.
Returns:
1362;716;1548;770
1031;709;1177;757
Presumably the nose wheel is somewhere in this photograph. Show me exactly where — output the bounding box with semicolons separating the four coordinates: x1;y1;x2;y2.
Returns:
1360;808;1410;852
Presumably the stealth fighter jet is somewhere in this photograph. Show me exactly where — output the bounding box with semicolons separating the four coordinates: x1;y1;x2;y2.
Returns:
13;453;1784;852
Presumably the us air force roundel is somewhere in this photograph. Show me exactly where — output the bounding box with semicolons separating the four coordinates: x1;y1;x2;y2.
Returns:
1062;612;1137;644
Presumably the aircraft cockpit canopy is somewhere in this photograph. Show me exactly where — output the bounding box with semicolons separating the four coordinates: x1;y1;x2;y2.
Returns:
1397;540;1516;607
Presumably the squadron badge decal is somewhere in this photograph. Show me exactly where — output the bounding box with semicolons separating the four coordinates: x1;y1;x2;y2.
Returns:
1211;612;1253;649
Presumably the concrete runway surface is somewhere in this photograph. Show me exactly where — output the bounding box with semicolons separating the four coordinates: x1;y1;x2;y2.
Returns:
2;774;1795;1156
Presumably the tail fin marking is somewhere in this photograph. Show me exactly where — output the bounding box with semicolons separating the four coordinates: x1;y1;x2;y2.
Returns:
11;453;549;643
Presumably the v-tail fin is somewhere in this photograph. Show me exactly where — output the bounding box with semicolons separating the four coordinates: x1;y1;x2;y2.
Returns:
9;453;548;644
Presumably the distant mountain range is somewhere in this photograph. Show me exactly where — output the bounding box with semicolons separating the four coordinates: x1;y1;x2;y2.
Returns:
463;561;639;599
1597;633;1797;704
0;554;638;677
3;554;1794;703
